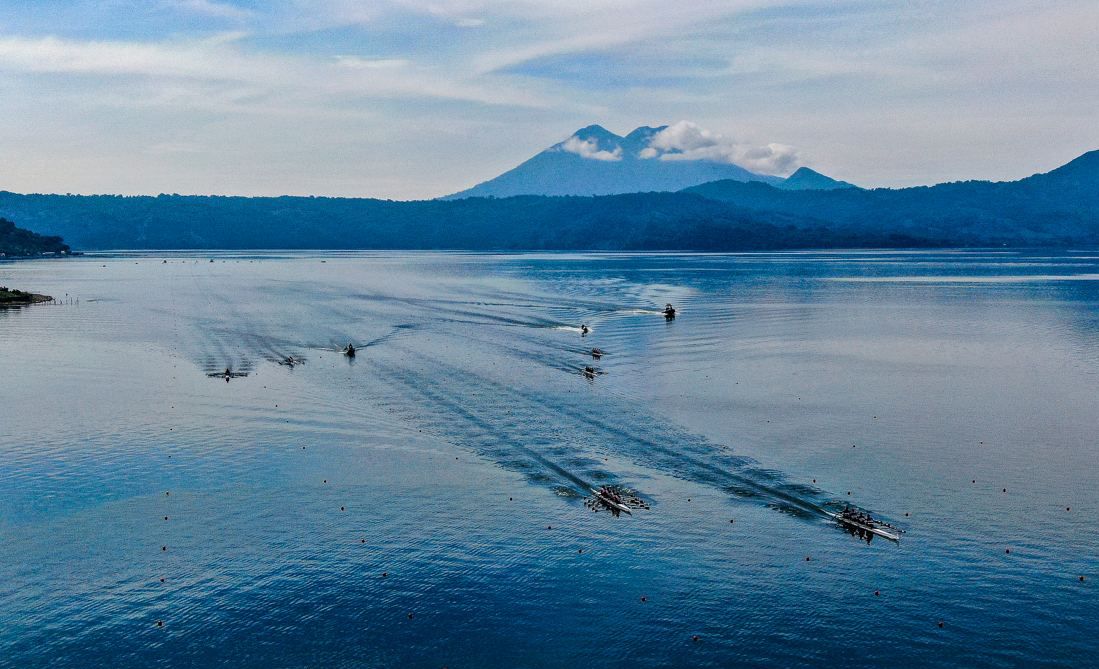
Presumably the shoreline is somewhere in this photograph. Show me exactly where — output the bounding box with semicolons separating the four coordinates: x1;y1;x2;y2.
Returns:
0;288;53;306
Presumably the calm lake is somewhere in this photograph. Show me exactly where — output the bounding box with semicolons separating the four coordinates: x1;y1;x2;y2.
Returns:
1;251;1097;668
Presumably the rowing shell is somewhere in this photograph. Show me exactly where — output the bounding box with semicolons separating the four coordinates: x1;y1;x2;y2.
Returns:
829;513;900;541
592;488;632;515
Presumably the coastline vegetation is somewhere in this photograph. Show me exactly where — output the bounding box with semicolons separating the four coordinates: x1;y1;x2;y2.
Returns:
0;149;1095;250
0;286;52;306
0;217;70;257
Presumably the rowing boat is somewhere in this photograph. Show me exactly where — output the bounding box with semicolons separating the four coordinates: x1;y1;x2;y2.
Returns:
592;488;632;515
829;512;900;541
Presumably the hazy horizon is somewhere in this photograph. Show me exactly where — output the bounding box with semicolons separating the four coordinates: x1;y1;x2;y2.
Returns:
0;1;1096;199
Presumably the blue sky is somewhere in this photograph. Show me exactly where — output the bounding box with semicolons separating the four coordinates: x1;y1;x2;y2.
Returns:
0;0;1095;198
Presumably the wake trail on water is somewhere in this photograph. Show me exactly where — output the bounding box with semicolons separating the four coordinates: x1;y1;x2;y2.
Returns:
160;259;854;526
367;336;833;520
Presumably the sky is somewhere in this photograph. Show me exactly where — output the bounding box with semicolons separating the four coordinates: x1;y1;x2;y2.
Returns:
0;0;1095;199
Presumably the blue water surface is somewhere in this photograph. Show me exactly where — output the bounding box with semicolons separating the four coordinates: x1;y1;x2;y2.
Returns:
1;251;1096;668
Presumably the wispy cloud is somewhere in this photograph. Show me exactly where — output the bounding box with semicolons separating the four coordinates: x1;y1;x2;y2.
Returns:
0;33;550;110
0;0;1094;198
167;0;252;20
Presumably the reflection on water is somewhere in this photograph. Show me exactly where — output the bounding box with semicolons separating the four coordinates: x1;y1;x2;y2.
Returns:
1;250;1097;668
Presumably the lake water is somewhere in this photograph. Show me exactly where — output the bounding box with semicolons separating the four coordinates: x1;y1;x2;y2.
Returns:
1;251;1097;668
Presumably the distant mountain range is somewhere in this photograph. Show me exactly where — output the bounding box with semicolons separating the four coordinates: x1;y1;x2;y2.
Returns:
0;144;1095;252
682;149;1099;244
442;124;855;198
776;167;855;191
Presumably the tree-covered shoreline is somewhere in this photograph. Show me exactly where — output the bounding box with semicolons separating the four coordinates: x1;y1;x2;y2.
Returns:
0;217;70;257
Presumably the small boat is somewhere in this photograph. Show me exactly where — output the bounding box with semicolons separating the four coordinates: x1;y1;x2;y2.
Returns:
663;303;676;319
580;324;590;335
592;488;632;515
344;344;356;357
591;348;604;359
830;510;900;541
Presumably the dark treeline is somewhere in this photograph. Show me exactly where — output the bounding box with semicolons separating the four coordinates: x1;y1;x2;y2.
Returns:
0;217;70;256
0;149;1094;251
0;191;945;250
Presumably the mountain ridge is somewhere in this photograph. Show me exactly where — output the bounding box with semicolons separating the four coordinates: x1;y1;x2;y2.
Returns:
777;167;856;191
442;124;787;199
0;149;1093;252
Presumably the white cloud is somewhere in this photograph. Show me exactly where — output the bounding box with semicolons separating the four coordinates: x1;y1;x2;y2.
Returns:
333;56;409;69
0;0;1095;197
560;136;622;161
147;141;205;155
168;0;252;20
642;121;800;174
0;34;551;110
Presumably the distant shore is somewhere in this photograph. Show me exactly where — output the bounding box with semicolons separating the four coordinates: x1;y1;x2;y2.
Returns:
0;287;53;306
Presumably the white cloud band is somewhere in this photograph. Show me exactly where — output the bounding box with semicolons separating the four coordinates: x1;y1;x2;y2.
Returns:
643;121;800;174
560;136;623;161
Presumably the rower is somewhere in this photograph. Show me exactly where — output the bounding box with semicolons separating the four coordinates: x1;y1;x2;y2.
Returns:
663;303;676;319
345;343;356;357
591;348;603;359
580;324;589;335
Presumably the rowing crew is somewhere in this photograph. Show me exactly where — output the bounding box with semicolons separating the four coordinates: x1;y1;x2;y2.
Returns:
839;506;874;525
588;486;650;513
838;506;903;533
597;485;625;506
